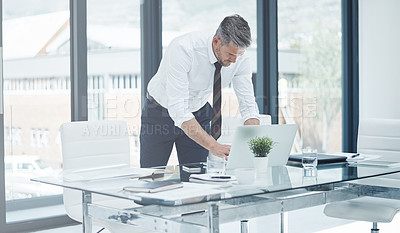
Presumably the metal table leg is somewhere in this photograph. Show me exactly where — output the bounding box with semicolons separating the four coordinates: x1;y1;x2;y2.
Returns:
241;220;249;233
280;212;288;233
82;191;92;233
208;203;220;233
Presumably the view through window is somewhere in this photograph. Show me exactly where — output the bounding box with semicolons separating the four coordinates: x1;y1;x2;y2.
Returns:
3;0;69;204
87;0;141;167
277;0;342;153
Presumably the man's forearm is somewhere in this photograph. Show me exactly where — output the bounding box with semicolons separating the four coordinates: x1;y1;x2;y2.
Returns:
181;118;216;150
181;118;231;158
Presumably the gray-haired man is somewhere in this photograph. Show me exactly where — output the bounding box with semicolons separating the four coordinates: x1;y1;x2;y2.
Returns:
140;14;260;168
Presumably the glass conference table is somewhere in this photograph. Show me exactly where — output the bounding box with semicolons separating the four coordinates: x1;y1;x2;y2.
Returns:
32;162;400;233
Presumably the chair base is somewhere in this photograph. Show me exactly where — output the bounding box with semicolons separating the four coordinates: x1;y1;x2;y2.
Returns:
371;222;379;233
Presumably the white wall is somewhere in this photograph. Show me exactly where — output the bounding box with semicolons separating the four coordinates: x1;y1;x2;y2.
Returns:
359;0;400;119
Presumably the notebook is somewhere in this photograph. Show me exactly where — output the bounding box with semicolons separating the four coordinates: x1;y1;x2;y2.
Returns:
288;153;348;165
123;180;183;193
225;124;298;174
182;164;203;173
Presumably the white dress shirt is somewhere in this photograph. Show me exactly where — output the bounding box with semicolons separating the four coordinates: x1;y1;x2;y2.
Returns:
147;31;259;128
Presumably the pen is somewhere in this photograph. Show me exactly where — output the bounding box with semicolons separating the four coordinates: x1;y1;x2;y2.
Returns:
351;153;360;158
211;176;231;179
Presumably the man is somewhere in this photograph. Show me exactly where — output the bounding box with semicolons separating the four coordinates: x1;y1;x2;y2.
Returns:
140;14;260;168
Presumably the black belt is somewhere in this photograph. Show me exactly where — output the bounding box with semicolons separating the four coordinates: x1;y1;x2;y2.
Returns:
146;93;209;114
146;93;168;112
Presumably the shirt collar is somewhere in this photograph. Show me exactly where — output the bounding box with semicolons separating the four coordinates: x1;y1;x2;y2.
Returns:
208;35;218;65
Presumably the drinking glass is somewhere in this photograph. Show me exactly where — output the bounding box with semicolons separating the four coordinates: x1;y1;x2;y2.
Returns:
302;147;318;169
207;153;226;174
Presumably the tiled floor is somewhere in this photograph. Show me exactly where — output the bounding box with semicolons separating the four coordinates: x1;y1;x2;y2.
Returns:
30;205;400;233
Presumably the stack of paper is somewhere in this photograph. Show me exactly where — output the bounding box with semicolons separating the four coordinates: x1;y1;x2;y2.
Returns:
347;154;400;167
123;180;183;193
133;182;227;204
63;166;156;182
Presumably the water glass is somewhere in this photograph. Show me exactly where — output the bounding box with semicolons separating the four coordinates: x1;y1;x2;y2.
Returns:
302;147;318;169
207;153;226;174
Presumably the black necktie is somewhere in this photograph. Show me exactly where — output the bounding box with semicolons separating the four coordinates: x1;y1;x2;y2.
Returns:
211;62;222;140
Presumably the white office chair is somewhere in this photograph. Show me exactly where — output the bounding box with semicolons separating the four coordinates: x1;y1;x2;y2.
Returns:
324;118;400;233
217;114;271;144
60;120;152;233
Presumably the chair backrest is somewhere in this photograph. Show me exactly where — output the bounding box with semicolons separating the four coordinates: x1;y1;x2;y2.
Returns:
60;120;131;222
61;120;130;172
218;114;271;144
357;118;400;161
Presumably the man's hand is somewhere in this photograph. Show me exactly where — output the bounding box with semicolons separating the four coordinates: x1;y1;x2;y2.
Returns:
181;118;230;160
244;118;260;125
209;141;231;160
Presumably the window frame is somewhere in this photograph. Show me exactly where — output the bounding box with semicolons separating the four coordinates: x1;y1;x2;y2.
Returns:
342;0;359;153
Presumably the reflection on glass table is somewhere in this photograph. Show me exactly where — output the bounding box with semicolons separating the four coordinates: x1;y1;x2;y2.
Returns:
31;162;400;233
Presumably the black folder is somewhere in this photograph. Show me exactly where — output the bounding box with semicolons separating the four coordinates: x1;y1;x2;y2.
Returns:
288;153;348;165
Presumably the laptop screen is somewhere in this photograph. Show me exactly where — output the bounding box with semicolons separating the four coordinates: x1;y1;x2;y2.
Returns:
226;124;298;172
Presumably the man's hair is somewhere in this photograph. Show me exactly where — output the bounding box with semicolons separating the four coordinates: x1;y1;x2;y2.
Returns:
215;14;251;48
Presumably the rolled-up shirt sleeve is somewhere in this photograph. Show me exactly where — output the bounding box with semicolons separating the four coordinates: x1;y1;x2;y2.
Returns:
232;55;260;122
165;39;195;128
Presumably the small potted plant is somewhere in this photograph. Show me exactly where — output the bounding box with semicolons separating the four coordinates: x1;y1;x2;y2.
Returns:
248;136;275;177
248;136;275;157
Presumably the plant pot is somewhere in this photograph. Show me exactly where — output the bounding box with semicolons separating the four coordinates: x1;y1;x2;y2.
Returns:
253;156;268;178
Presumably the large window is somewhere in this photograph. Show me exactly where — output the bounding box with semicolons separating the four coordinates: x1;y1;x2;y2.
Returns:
87;0;141;166
277;0;342;153
0;1;354;232
3;0;69;222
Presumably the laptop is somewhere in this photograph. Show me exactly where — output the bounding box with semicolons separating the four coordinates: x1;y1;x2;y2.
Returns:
225;124;298;174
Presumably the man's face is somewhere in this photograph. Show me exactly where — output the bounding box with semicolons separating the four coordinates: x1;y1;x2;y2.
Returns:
213;36;245;67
